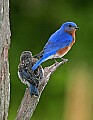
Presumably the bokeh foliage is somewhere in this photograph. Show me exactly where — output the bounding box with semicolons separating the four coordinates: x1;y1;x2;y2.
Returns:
9;0;93;120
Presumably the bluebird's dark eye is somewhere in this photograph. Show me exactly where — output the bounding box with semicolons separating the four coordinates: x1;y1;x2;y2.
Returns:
69;25;72;27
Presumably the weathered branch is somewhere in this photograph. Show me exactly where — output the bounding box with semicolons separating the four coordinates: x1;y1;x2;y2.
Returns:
16;59;68;120
0;0;11;119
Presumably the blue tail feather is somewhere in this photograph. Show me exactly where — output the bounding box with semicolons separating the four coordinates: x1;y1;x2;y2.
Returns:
30;84;39;96
32;51;56;70
32;57;46;70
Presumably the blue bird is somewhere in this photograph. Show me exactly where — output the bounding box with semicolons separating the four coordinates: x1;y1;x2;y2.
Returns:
32;22;79;70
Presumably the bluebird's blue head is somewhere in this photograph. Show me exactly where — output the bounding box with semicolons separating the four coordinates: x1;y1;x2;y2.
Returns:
61;22;79;32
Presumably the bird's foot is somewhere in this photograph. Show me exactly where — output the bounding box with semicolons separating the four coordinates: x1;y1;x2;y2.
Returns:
54;59;58;63
61;58;68;62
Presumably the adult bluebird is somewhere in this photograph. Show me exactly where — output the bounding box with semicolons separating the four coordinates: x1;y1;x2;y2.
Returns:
32;22;79;70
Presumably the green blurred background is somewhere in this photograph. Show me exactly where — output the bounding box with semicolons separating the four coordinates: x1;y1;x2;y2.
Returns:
8;0;93;120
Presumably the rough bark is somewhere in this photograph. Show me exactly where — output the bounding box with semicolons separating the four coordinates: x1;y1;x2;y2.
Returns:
16;59;68;120
0;0;11;119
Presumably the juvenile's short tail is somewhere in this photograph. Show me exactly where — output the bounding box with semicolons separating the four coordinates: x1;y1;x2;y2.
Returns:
30;84;39;96
32;57;46;70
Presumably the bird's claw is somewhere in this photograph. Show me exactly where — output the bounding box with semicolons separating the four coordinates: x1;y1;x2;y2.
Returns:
54;59;58;63
61;58;68;62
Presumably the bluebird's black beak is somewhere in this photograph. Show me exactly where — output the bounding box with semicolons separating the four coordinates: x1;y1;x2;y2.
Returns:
75;26;79;29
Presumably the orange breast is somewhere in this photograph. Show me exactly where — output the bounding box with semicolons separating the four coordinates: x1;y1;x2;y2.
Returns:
56;30;76;57
66;29;76;38
57;46;70;56
57;38;75;57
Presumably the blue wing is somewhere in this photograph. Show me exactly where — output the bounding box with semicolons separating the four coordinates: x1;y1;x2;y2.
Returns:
44;29;73;55
19;69;39;96
19;68;36;85
19;69;31;80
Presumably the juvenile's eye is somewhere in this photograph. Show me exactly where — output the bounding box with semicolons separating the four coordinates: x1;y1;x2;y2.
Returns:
69;25;72;27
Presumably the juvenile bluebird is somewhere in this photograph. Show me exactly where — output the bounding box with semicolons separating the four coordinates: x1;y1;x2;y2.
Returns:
18;51;43;96
32;22;79;70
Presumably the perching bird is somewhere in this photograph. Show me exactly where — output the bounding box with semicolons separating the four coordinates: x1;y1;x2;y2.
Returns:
18;51;40;96
32;22;79;70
